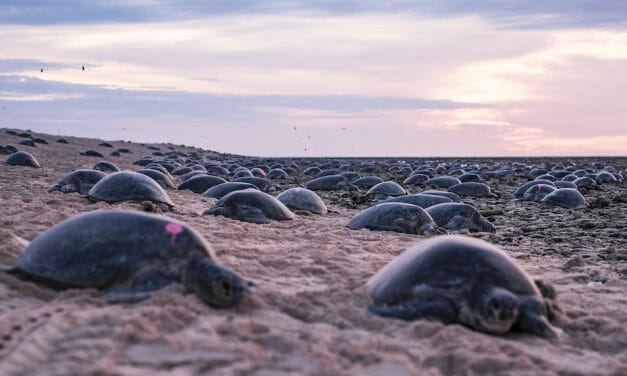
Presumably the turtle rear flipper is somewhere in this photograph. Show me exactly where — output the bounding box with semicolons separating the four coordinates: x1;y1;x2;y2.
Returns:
368;296;458;322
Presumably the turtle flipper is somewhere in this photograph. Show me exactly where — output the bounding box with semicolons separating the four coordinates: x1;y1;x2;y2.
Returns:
368;296;458;323
514;308;560;338
102;267;175;304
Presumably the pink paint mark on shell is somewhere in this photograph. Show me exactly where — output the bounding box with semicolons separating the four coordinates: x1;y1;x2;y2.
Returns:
165;222;184;246
537;184;542;192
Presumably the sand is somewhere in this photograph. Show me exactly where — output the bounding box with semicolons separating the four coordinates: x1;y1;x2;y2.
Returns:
0;129;625;376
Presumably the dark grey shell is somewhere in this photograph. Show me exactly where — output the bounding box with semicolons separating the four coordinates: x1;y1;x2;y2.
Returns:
178;175;227;193
425;176;461;189
88;171;175;206
18;139;36;147
553;181;577;189
573;177;597;189
203;182;259;199
266;168;289;179
49;169;107;194
513;180;556;198
276;187;327;214
15;210;215;287
305;174;346;190
540;188;585;209
403;174;430;186
426;203;495;232
521;184;556;202
232;177;274;192
381;193;452;208
304;166;322;175
138;169;176;189
366;181;407;198
92;161;121;173
448;182;497;198
204;190;295;224
1;144;19;155
458;173;481;183
595;171;617;184
353;176;384;189
347;202;439;235
82;150;104;157
421;190;462;203
6;151;40;168
206;165;230;175
367;235;556;336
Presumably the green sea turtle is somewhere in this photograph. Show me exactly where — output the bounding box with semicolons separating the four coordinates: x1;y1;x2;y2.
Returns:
426;203;496;232
305;175;346;191
513;180;556;198
425;176;461;189
521;184;556;202
381;193;452;208
6;210;246;307
49;169;107;194
6;151;40;168
204;190;295;224
366;181;407;200
178;175;227;193
138;168;176;189
88;171;175;207
367;236;561;337
347;202;442;235
448;182;498;198
203;182;259;199
92;161;121;173
352;176;384;189
276;187;327;214
540;188;585;209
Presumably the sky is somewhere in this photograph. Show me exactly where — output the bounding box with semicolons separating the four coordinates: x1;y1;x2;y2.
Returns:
1;1;626;157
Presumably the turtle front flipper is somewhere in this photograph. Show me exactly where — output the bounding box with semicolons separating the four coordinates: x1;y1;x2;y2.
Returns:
368;296;458;322
514;307;561;338
102;266;175;304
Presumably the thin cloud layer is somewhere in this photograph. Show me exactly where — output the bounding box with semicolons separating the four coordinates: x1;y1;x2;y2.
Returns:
0;2;625;156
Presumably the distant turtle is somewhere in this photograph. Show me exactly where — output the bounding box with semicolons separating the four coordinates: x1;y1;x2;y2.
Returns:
426;203;496;233
56;138;69;144
6;151;40;168
367;235;561;337
49;169;107;194
553;181;577;189
381;193;452;208
266;168;289;179
425;176;461;189
573;177;597;190
138;169;176;189
204;190;295;224
81;150;105;157
5;210;246;307
18;139;36;147
276;187;327;214
513;180;556;198
178;175;226;193
595;172;617;184
347;202;442;235
92;161;121;173
366;181;407;200
353;176;384;189
232;177;274;192
421;190;462;203
203;182;259;199
540;188;585;209
305;174;346;191
88;171;175;207
403;174;430;186
458;173;481;183
521;184;556;202
448;182;498;198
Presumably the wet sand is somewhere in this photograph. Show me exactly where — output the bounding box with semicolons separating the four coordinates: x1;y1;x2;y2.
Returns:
0;129;625;375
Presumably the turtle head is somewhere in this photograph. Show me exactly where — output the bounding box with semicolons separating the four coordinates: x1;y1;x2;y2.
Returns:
477;287;519;334
182;256;244;308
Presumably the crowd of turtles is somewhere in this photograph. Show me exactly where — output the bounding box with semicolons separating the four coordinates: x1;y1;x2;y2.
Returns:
2;129;625;338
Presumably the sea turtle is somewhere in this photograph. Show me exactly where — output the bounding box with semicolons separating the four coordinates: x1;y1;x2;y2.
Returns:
305;175;346;191
178;175;227;194
204;190;295;224
88;171;175;207
347;202;442;235
49;169;107;194
1;144;20;155
426;203;496;233
232;177;274;193
425;176;461;189
553;181;577;189
513;180;556;198
203;182;259;199
5;210;246;307
573;177;597;190
352;176;385;189
366;181;407;200
421;190;462;203
18;139;36;147
367;235;561;337
403;174;430;186
92;161;121;173
276;187;327;215
458;173;482;183
381;193;453;209
521;184;556;202
448;182;498;198
266;168;289;179
540;188;585;209
81;150;104;157
138;169;176;189
595;172;617;184
5;151;40;168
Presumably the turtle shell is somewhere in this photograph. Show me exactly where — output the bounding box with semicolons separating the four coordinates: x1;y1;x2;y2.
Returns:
88;171;174;206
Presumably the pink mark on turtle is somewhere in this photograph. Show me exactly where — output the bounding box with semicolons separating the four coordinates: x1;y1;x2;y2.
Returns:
165;222;184;245
537;184;542;192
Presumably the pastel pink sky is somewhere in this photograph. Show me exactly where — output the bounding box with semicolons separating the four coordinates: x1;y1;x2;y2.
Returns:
0;2;626;156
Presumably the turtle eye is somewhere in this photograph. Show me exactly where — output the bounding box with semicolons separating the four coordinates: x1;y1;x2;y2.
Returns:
221;279;232;298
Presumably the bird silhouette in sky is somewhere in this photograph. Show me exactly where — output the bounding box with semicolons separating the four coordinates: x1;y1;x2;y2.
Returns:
40;68;43;73
82;65;85;71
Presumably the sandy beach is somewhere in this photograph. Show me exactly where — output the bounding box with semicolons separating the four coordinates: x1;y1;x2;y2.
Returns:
0;129;625;376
